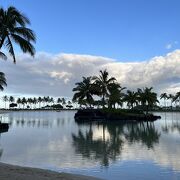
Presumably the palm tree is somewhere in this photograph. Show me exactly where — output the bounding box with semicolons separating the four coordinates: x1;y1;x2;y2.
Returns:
173;92;180;108
57;98;62;104
49;97;54;106
73;76;97;108
138;87;159;114
160;93;168;109
37;97;42;108
16;98;22;109
2;95;8;109
21;97;27;109
0;6;36;63
124;90;138;109
62;98;66;108
9;96;15;103
0;72;7;91
168;94;174;110
93;69;116;108
108;83;126;109
33;97;37;109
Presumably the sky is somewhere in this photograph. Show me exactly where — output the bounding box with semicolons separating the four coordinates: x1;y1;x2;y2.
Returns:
1;0;180;101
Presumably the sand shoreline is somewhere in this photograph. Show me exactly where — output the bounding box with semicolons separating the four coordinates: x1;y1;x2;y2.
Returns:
0;162;102;180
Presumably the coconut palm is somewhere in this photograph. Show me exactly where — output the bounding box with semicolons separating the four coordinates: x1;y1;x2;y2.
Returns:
93;69;116;108
73;76;96;108
168;94;174;110
16;98;22;109
33;97;37;109
0;6;36;63
49;97;54;106
0;72;7;91
2;95;8;109
108;83;126;109
9;96;15;103
37;97;42;108
62;98;66;107
138;87;159;114
21;97;27;109
173;92;180;108
160;93;168;109
124;90;139;109
57;98;62;104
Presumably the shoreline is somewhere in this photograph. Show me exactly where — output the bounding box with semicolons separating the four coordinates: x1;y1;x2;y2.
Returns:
0;162;102;180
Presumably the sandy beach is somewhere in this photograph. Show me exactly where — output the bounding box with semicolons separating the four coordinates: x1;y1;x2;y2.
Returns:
0;163;102;180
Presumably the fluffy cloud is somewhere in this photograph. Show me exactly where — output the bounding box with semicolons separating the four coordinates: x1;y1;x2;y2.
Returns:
1;50;180;98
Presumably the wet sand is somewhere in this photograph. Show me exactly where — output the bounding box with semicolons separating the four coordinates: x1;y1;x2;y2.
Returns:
0;163;102;180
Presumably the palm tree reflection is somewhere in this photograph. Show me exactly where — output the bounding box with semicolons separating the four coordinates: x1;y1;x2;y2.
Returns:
0;128;9;159
72;121;160;166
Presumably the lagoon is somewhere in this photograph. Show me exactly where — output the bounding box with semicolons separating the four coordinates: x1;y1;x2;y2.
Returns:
0;111;180;180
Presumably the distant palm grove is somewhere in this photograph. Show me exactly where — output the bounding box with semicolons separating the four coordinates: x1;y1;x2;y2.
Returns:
73;70;180;113
1;96;73;110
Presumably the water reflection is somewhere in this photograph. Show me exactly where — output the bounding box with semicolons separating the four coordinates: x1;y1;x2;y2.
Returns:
72;121;160;166
161;112;180;134
0;111;180;180
0;127;9;159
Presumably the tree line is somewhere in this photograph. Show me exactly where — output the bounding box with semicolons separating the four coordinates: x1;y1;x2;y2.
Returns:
1;96;73;109
72;69;165;114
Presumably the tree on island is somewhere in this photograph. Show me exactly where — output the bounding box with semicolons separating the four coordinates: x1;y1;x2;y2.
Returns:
93;70;116;108
73;76;96;108
138;87;159;115
124;90;138;109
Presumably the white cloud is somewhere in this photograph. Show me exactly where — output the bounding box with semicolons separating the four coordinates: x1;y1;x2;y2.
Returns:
166;41;178;50
1;50;180;98
166;44;172;49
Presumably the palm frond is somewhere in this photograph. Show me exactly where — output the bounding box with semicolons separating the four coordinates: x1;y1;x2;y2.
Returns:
0;51;7;60
11;33;35;57
13;27;36;42
5;36;16;63
7;6;30;26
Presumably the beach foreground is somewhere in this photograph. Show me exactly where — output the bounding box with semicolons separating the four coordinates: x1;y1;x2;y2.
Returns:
0;163;102;180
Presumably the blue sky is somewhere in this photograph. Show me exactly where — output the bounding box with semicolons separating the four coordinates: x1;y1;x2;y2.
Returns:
1;0;180;61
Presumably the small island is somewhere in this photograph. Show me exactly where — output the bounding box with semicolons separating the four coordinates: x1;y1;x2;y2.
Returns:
73;70;161;123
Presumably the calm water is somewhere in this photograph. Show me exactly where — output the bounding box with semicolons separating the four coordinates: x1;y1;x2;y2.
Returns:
0;111;180;180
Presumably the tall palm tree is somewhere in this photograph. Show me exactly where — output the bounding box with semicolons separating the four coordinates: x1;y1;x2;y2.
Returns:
124;90;139;109
57;98;62;104
0;6;36;63
160;93;168;109
21;97;27;109
138;87;159;114
108;83;126;109
62;98;66;107
73;77;94;108
9;96;15;103
0;72;7;91
2;95;8;109
16;97;21;109
173;92;180;108
33;97;37;109
168;94;174;110
93;69;116;108
37;97;42;108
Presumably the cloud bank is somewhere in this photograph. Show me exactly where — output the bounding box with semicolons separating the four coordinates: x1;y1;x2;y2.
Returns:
1;50;180;97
